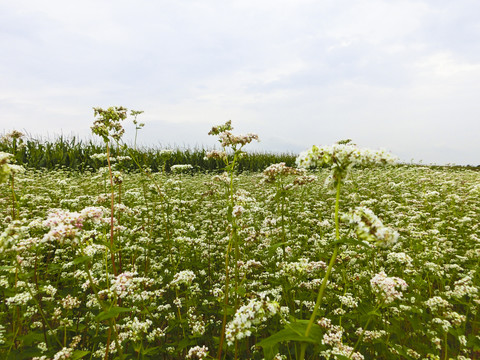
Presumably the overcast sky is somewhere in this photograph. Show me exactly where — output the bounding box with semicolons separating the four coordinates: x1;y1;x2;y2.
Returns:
1;0;480;165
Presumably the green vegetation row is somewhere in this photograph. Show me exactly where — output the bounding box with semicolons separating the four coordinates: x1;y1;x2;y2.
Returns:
0;134;297;173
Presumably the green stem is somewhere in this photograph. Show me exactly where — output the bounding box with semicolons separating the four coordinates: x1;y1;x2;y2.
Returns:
24;280;63;348
443;332;448;360
300;180;342;359
106;143;117;276
217;149;240;360
349;316;372;358
10;174;18;220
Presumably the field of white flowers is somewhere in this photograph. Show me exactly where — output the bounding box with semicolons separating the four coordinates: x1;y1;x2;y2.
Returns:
0;109;479;360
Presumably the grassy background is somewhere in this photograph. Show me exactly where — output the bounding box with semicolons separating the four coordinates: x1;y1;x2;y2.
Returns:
0;135;297;173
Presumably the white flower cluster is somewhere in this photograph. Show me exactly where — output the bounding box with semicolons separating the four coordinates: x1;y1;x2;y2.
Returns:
370;271;408;304
6;291;33;306
171;164;193;173
186;345;209;359
225;297;279;345
170;270;196;288
119;317;153;341
343;206;399;248
110;271;137;298
208;120;259;149
280;258;326;281
43;207;107;244
61;294;81;310
386;252;413;266
296;143;397;170
33;335;82;360
317;319;364;360
446;275;479;299
354;327;387;342
338;293;358;308
204;149;227;161
0;151;25;184
262;162;302;183
90;153;108;162
218;132;259;148
424;296;451;312
91;106;127;142
159;149;174;157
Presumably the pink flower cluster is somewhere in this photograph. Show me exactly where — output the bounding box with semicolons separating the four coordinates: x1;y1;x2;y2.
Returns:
43;207;106;244
218;131;259;148
370;271;408;304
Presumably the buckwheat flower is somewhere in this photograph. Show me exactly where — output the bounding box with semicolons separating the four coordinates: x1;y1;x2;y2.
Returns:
432;318;452;332
110;271;136;298
320;343;364;360
61;294;81;310
218;131;259;147
121;317;153;340
386;252;413;266
205;150;227;161
293;174;317;186
446;275;479;299
208;120;259;148
170;270;196;288
156;148;173;157
262;162;301;183
91;106;127;142
52;347;73;360
370;271;408;304
80;206;106;223
90;153;108;162
0;152;24;183
317;317;332;329
296;142;397;186
171;164;193;173
424;296;451;312
0;324;5;345
146;327;166;342
322;326;343;346
6;291;33;306
232;205;245;217
208;120;233;135
112;171;123;184
186;345;209;359
354;328;387;342
338;293;358;308
344;206;399;248
37;341;48;352
225;297;279;345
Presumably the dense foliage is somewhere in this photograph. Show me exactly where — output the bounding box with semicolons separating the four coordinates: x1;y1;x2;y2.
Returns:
0;133;296;173
0;164;479;359
0;113;479;359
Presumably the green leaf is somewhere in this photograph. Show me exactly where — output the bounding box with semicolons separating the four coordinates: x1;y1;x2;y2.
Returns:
367;309;382;317
268;242;288;256
141;346;160;355
96;306;133;321
257;320;325;360
71;350;90;360
235;285;246;297
332;355;350;360
332;237;370;248
18;332;44;346
73;256;91;265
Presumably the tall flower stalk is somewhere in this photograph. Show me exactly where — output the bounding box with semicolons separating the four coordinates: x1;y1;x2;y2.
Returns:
206;120;259;360
91;106;128;276
257;141;397;360
0;152;25;220
297;141;397;359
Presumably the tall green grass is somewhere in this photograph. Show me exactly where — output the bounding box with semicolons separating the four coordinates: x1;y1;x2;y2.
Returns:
0;135;297;172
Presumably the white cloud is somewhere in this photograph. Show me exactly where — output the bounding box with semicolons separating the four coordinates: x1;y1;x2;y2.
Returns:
1;0;480;164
